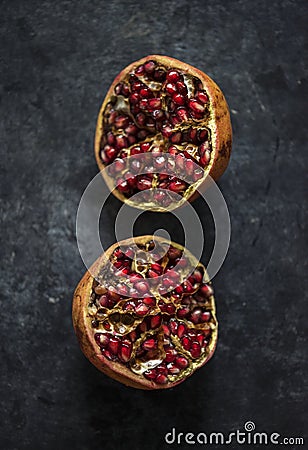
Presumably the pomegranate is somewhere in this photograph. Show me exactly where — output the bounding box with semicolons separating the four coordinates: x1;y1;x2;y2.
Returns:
95;55;232;210
72;236;217;389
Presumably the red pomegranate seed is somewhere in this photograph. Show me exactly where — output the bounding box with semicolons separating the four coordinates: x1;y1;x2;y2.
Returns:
175;356;189;369
144;60;156;73
162;324;170;336
200;150;211;166
176;107;189;121
193;167;204;181
134;281;149;294
169;180;187;193
165;348;177;363
125;124;138;135
140;87;152;98
151;315;162;329
198;129;208;142
153;69;166;81
188;99;205;113
115;115;129;129
190;308;202;324
167;363;180;375
139;99;148;110
151;263;163;274
166;83;177;95
155;373;168;384
182;280;194;293
170;131;182;144
141;142;151;152
107;132;116;145
169;319;178;334
117;179;130;193
177;323;186;338
108;337;120;355
143;338;157;350
143;297;155;306
148;98;162;110
162;125;173;138
115;136;128;149
166;70;181;83
173;93;186;105
137;177;152;190
144;369;157;380
196;90;209;104
182;336;191;350
190;342;201;358
135;64;144;75
200;283;214;297
177;307;189;319
120;342;132;362
136;112;146;125
135;303;150;316
176;81;187;94
200;311;211;322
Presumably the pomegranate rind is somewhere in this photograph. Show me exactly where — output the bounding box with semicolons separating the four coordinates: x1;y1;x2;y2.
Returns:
72;235;218;390
94;55;232;209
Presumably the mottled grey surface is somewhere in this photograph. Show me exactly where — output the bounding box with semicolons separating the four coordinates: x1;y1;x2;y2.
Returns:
0;1;307;449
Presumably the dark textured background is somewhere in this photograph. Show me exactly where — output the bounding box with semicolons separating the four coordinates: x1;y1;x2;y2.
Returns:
1;1;307;449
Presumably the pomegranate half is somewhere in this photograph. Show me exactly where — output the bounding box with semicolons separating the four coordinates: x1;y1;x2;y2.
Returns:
95;55;232;211
72;236;217;389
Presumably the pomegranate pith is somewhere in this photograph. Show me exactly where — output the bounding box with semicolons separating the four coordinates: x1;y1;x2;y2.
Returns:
95;55;232;211
72;236;218;390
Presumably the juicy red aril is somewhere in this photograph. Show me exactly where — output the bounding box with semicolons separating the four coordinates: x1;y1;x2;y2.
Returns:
173;94;186;105
196;91;209;104
166;70;181;82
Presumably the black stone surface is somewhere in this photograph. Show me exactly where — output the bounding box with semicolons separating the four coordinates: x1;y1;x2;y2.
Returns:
1;1;307;449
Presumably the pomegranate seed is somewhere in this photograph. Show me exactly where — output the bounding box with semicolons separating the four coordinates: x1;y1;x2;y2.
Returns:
143;338;157;350
168;145;178;155
162;324;170;336
120;342;132;362
135;303;149;316
115;83;123;95
140;87;152;98
196;90;209;104
177;323;186;338
115;136;128;149
198;129;208;142
200;311;211;322
167;363;180;375
175;356;189;369
190;342;201;358
117;179;130;193
134;281;149;294
165;348;177;363
144;369;157;380
200;150;211;166
151;315;162;328
153;69;166;81
189;128;198;143
107;132;116;145
182;280;194;293
169;319;178;334
141;142;151;152
151;263;163;274
155;373;168;384
101;145;118;163
137;177;152;190
177;307;189;319
113;158;126;172
176;107;189;121
125;124;138;135
118;285;129;296
182;336;192;350
200;284;214;297
115;115;129;129
135;64;144;75
167;70;181;83
148;98;162;110
170;131;182;144
188;99;205;113
102;349;113;360
139;99;148;110
144;60;156;73
169;180;187;193
190;308;202;324
161;125;173;138
108;337;120;355
166;83;177;95
173;93;185;105
176;81;187;95
192;268;203;283
136;112;146;125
